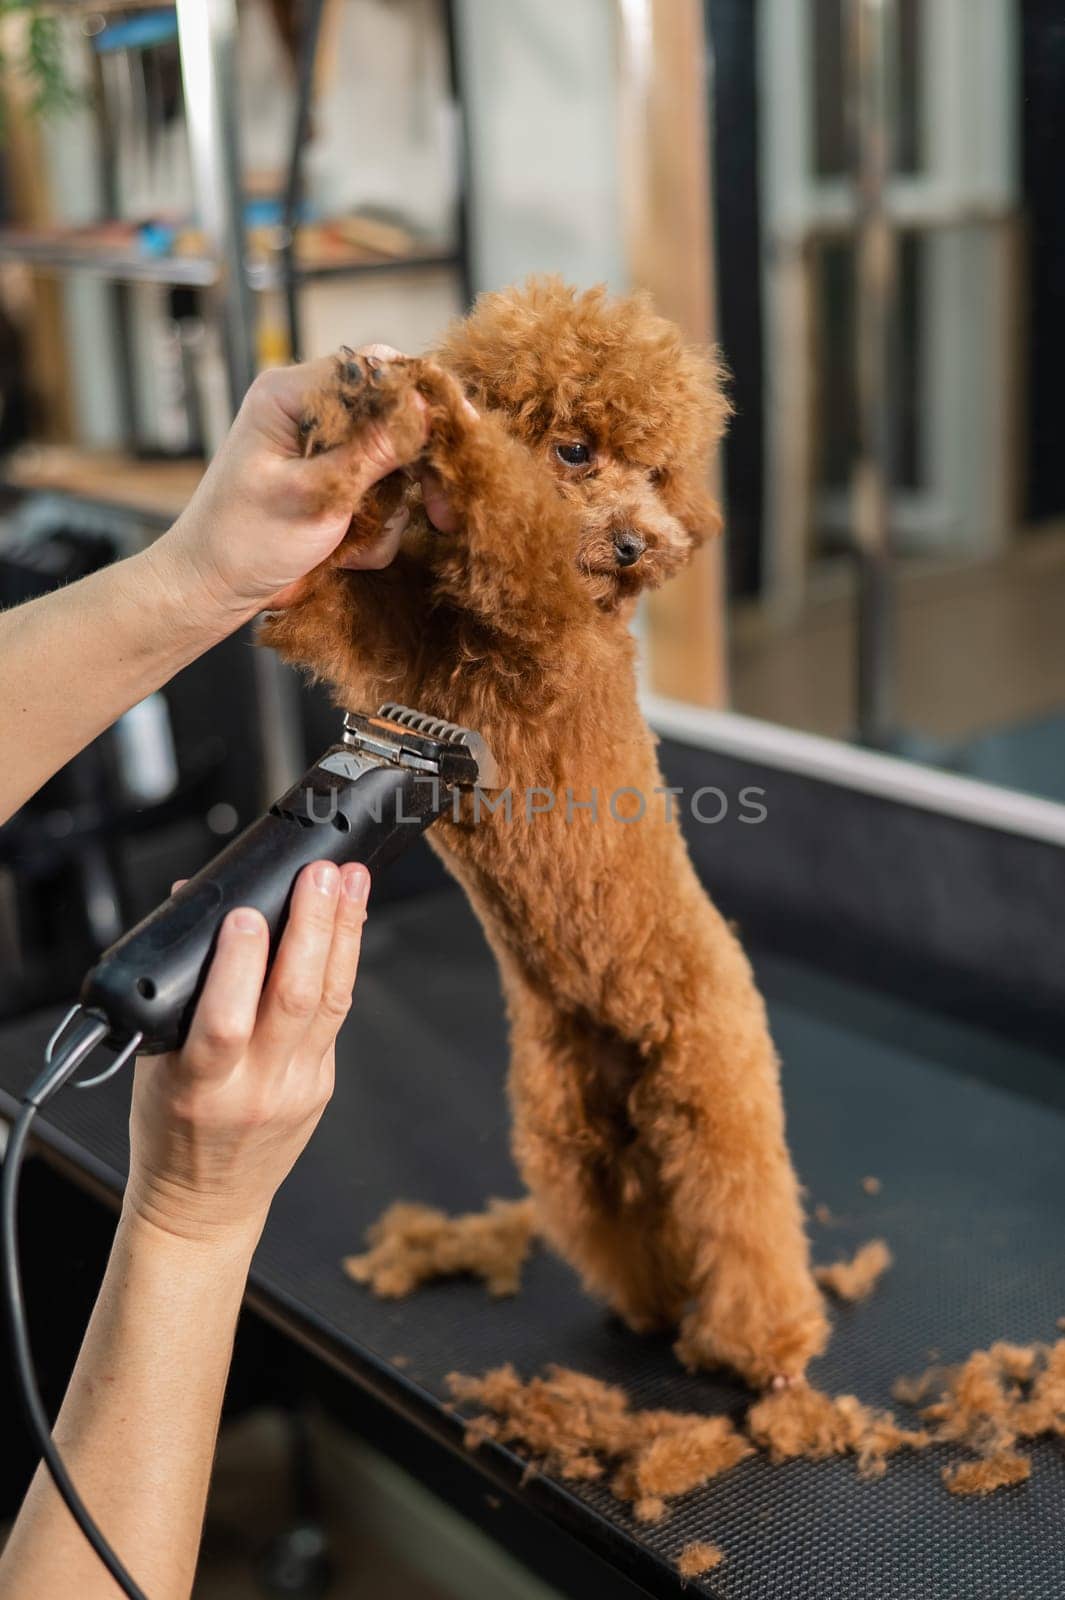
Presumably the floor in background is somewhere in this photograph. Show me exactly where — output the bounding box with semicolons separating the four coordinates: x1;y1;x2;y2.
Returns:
730;523;1065;750
196;1408;560;1600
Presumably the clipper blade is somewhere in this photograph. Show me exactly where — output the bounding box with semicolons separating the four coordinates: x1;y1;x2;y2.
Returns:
342;703;501;790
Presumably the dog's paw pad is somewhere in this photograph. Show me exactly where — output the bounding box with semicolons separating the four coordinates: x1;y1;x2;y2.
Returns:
298;351;428;467
298;353;382;457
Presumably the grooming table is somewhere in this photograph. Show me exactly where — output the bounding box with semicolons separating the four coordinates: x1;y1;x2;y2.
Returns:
1;883;1064;1600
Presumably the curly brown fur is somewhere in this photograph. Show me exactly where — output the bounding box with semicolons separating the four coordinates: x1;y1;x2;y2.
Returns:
342;1197;537;1298
262;278;828;1387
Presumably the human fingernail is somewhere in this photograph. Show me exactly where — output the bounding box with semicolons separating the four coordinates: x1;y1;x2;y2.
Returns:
461;397;479;421
232;908;263;934
313;861;340;894
343;863;371;902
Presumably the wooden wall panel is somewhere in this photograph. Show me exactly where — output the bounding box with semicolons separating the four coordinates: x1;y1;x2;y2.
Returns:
617;0;728;705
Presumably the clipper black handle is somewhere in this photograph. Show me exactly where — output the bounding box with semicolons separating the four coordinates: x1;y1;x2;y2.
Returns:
81;747;445;1054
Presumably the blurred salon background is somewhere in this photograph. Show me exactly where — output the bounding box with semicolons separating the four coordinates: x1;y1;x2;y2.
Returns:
0;2;1061;1595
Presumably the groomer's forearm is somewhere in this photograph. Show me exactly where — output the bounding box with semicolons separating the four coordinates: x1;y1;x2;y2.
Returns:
0;536;238;825
0;1207;259;1600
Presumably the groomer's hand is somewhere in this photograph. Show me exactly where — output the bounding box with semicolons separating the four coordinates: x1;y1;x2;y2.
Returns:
124;860;370;1247
147;346;434;629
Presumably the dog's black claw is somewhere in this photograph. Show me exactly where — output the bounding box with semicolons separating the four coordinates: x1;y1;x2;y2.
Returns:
339;344;355;358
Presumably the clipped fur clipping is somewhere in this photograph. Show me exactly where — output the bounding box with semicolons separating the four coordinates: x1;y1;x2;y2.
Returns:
942;1454;1031;1496
677;1541;725;1578
891;1336;1065;1494
747;1385;930;1479
343;1197;537;1298
446;1365;752;1523
449;1332;1065;1516
815;1239;893;1303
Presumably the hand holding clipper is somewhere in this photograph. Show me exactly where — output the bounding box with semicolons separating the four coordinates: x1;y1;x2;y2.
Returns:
76;705;499;1057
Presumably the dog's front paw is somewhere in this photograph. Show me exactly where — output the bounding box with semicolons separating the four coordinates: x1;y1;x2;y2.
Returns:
300;349;427;466
675;1265;830;1390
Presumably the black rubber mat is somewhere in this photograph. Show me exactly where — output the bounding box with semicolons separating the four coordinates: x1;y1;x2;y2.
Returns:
2;887;1064;1599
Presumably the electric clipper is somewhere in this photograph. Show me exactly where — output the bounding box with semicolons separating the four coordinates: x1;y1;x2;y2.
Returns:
55;704;499;1068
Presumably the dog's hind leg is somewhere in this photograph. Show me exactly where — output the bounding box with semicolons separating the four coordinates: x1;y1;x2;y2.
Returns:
627;996;829;1389
506;999;687;1334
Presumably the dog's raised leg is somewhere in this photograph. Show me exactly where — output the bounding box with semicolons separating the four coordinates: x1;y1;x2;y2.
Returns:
296;349;427;557
398;360;596;659
299;347;427;465
290;351;594;649
259;352;433;709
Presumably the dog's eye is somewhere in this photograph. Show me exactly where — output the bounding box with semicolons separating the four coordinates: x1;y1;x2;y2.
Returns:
556;442;591;468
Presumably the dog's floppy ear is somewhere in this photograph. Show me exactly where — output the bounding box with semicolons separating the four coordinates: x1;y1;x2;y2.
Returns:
668;472;724;556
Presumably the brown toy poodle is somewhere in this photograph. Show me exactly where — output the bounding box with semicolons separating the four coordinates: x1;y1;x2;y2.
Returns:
262;279;828;1388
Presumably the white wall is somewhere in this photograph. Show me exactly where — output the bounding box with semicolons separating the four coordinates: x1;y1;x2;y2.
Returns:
456;0;624;295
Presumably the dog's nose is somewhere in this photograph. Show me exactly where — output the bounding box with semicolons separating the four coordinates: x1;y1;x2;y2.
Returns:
613;531;646;568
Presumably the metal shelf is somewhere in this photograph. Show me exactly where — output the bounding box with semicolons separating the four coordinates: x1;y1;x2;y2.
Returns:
0;236;217;286
247;247;462;291
10;0;471;798
0;232;462;291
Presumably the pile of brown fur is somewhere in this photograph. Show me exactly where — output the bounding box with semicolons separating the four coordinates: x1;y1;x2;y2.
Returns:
746;1383;930;1477
447;1335;1065;1529
447;1364;752;1524
342;1198;537;1298
893;1338;1065;1495
447;1365;931;1522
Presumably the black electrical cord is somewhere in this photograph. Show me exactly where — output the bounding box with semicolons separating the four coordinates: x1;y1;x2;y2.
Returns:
2;1014;150;1600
